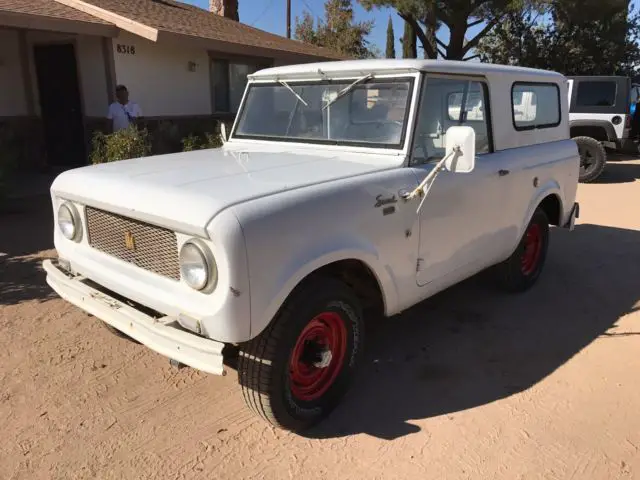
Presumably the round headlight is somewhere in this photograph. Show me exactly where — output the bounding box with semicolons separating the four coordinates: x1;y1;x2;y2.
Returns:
58;202;80;241
179;241;215;291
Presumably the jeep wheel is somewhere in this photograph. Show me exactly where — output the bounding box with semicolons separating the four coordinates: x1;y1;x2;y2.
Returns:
237;278;364;432
574;136;606;183
496;208;549;293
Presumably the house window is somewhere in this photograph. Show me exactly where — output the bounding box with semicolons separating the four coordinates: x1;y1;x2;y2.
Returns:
211;59;263;114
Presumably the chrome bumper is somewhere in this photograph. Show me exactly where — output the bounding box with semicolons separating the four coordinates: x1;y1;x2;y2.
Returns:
43;260;226;375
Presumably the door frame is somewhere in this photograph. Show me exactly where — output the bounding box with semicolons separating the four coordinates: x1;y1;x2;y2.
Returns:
32;38;87;167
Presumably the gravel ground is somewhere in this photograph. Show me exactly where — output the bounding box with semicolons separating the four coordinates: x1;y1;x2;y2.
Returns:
1;157;639;480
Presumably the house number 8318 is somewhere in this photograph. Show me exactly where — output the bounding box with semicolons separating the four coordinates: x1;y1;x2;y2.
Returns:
117;44;136;55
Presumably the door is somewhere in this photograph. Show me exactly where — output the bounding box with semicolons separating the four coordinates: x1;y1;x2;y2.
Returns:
410;76;509;287
33;43;86;167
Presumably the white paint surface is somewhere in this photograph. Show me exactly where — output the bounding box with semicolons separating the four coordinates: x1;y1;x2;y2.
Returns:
111;32;211;117
0;29;28;116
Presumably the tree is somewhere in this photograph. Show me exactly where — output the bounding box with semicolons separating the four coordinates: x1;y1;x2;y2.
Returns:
386;16;396;58
359;0;532;60
295;0;376;58
477;0;640;76
401;20;417;57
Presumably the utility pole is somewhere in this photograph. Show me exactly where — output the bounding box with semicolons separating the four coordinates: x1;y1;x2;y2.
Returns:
286;0;291;38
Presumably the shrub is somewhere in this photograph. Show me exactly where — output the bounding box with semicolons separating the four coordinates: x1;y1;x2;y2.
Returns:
181;132;223;152
90;125;152;164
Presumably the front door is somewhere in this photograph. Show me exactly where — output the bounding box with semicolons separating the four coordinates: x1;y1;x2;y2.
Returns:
410;76;508;287
33;43;86;167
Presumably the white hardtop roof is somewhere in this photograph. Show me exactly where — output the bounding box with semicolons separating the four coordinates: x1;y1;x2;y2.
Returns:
250;59;565;82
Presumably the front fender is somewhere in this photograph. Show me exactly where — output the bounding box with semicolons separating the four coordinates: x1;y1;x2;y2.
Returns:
250;238;398;340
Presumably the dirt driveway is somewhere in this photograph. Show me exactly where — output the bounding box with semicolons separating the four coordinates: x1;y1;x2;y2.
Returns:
1;158;640;480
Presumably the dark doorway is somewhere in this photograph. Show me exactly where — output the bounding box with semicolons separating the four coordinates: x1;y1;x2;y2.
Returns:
33;43;86;167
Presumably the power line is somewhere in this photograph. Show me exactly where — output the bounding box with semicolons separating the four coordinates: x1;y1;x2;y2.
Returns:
249;0;277;26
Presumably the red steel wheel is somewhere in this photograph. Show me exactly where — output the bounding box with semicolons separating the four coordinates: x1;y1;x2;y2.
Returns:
520;223;543;276
289;312;348;402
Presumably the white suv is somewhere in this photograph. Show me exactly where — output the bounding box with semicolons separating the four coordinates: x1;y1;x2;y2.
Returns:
44;59;580;432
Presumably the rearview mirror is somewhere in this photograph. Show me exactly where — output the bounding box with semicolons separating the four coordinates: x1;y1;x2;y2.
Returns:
444;126;475;173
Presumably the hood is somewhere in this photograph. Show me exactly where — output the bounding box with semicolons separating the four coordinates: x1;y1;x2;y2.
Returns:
51;143;402;237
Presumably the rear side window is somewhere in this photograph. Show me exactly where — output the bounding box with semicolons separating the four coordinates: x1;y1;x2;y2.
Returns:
511;83;561;131
576;81;617;107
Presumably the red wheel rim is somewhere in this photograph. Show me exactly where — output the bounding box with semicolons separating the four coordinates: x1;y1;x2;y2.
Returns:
521;223;542;275
289;311;347;402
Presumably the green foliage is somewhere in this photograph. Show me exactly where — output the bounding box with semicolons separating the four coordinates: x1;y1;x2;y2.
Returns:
386;16;396;58
359;0;530;60
89;125;151;164
401;20;417;58
181;132;223;151
477;1;640;76
295;0;377;58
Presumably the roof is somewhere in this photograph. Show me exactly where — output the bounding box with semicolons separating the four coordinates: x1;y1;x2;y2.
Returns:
251;59;566;80
0;0;111;25
50;0;344;60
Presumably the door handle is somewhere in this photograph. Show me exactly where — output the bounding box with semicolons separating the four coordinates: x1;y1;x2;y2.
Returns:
498;169;510;177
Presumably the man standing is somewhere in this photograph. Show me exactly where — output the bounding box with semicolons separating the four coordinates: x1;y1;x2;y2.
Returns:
107;85;142;132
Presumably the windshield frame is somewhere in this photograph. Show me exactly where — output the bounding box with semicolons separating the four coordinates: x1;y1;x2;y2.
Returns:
229;74;418;152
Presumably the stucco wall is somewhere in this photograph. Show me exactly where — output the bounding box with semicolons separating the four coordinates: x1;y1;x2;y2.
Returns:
0;30;28;117
25;31;108;118
112;32;212;117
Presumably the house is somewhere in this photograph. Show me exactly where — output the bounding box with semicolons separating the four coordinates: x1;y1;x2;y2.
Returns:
0;0;343;172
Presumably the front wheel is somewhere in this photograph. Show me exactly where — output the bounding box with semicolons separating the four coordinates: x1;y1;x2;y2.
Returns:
237;278;364;432
496;208;550;293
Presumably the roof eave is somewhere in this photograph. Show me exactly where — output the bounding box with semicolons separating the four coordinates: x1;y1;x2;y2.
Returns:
0;9;119;37
156;30;342;62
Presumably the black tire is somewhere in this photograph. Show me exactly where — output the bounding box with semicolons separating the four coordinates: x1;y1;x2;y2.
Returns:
574;136;607;183
237;277;364;432
99;321;140;344
496;208;550;293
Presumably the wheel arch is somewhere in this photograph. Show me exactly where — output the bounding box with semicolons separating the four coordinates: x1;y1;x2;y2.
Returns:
250;250;398;340
570;120;616;143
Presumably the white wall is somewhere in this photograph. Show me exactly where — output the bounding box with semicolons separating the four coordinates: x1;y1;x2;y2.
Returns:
24;30;108;118
112;32;211;117
0;29;28;116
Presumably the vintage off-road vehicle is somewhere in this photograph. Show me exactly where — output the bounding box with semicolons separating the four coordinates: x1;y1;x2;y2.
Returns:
44;59;580;432
567;75;640;182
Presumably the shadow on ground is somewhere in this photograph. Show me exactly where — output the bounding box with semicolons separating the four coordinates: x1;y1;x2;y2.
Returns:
596;160;640;184
303;223;640;440
0;195;56;305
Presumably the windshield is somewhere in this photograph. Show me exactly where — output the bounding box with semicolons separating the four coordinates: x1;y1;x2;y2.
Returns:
233;77;414;149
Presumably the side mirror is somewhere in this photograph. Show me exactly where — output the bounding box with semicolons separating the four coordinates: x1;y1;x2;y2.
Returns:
444;126;475;173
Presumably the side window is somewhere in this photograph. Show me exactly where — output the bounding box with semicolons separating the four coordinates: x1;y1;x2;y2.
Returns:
576;81;617;107
512;83;560;130
413;77;492;164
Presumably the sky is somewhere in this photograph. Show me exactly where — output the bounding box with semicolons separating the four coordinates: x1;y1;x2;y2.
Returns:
183;0;486;57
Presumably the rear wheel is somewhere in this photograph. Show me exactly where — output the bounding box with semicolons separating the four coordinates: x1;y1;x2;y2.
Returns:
574;136;607;183
237;278;364;432
496;208;550;293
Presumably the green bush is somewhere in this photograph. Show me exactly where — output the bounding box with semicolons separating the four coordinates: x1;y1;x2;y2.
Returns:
90;125;152;164
181;132;223;152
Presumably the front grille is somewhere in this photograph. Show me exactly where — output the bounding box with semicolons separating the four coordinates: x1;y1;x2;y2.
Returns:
85;207;180;281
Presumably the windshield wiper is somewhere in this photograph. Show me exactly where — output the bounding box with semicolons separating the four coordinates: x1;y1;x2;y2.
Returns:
278;80;308;107
322;73;373;110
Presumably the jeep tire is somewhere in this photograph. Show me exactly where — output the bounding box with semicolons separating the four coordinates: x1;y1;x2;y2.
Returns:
237;277;364;432
574;136;607;183
496;207;550;293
